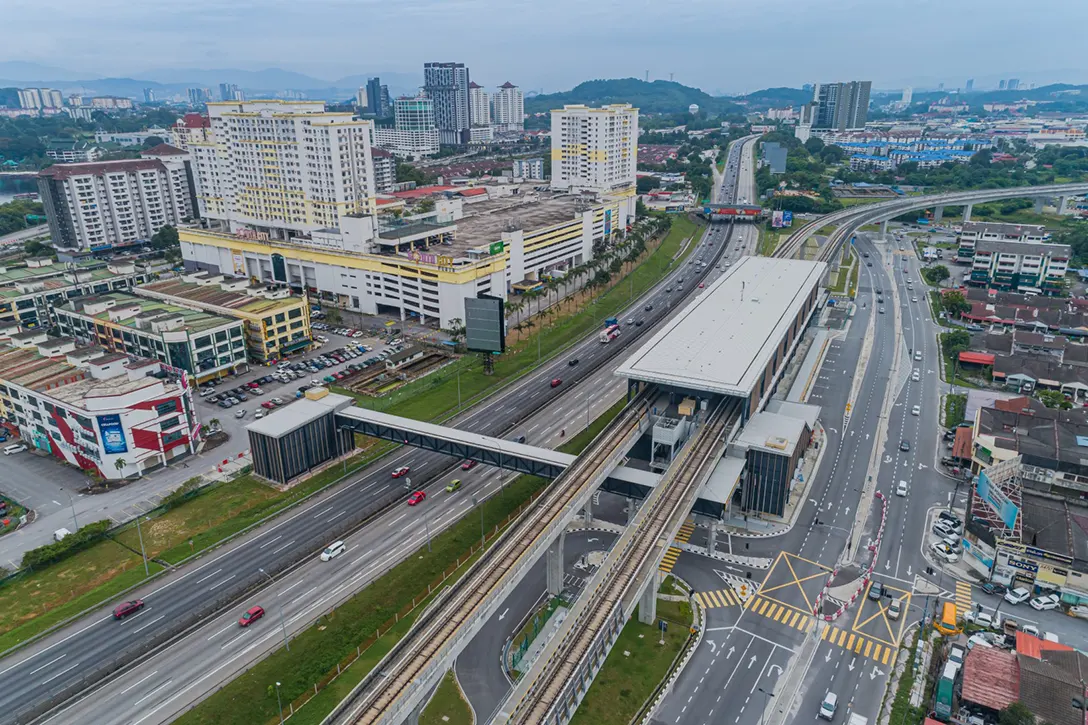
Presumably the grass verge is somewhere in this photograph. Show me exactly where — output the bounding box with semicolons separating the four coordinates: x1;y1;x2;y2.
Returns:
568;602;689;725
0;444;392;651
419;670;473;725
757;227;785;256
944;394;966;428
175;398;626;725
332;216;703;423
884;629;924;725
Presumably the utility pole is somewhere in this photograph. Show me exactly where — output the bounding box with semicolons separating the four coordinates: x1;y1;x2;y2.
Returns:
259;568;291;652
135;515;149;576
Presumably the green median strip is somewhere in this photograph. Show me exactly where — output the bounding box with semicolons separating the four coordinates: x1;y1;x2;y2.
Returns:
569;598;692;725
175;397;627;725
420;670;474;725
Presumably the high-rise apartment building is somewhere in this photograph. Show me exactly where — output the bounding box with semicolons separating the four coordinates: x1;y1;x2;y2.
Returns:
17;88;63;110
1007;78;1020;91
550;103;638;195
999;80;1008;90
423;62;471;145
37;151;197;251
143;88;156;104
492;82;525;132
469;82;491;127
965;78;975;92
366;77;391;117
372;95;440;159
170;113;212;151
798;81;871;132
901;87;913;105
188;100;376;238
218;83;243;102
187;88;211;106
370;148;397;192
355;86;368;109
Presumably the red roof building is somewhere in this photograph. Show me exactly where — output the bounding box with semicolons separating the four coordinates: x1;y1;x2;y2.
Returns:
961;646;1019;713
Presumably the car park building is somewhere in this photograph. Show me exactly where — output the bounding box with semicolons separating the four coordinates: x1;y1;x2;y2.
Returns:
53;292;248;382
179;183;634;328
0;341;201;479
134;275;312;361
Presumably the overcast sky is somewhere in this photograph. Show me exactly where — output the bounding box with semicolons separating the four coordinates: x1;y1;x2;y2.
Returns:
4;0;1088;93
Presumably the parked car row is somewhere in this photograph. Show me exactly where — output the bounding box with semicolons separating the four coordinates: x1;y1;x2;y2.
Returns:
311;322;366;338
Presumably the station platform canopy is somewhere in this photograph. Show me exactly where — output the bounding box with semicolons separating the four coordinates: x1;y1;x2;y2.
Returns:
615;256;827;399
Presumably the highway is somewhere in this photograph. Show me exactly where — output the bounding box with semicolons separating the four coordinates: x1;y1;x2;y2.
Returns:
0;138;756;725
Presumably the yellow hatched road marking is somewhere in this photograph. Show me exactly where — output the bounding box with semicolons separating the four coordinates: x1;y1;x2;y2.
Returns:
758;599;769;616
789;612;800;628
854;637;864;653
864;641;873;657
822;626;831;640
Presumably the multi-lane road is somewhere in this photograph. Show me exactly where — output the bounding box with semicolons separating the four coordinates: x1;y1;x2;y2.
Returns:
0;138;757;725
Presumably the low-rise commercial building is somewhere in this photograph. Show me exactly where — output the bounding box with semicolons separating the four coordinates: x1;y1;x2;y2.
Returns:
0;342;201;479
44;139;102;163
0;258;156;329
511;158;544;180
957;221;1047;263
135;275;312;361
969;238;1070;294
53;293;248;382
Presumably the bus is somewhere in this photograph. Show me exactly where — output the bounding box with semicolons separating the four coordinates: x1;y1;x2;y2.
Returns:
934;602;961;636
599;324;621;344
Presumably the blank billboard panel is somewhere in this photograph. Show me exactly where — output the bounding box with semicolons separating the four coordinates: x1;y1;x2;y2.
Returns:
465;295;505;353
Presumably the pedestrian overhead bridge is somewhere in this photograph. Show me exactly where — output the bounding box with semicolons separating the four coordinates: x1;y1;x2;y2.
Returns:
334;407;736;516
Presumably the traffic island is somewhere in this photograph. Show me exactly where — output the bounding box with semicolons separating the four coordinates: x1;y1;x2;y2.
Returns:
420;669;474;725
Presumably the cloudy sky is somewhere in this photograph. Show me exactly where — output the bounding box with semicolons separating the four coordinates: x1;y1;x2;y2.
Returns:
4;0;1088;93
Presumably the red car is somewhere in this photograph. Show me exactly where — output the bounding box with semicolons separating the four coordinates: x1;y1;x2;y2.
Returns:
550;378;562;388
261;401;275;409
239;605;265;627
461;460;478;471
247;381;260;389
391;466;410;478
113;599;145;619
407;490;426;506
698;283;705;289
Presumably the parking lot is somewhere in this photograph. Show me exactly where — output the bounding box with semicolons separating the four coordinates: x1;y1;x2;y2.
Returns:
196;329;401;440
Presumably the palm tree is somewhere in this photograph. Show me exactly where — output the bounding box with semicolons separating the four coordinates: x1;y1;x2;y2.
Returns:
208;418;221;431
114;458;127;478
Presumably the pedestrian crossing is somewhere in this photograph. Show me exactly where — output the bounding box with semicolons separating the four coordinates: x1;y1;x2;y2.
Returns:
659;520;696;574
742;596;815;633
821;626;898;666
955;581;973;614
694;588;742;608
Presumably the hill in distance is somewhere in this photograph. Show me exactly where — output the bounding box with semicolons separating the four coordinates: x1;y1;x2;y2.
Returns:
525;78;745;115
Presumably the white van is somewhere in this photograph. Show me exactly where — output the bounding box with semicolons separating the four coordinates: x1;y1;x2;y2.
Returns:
914;351;922;361
818;692;838;721
3;443;26;455
53;528;71;542
320;541;346;561
896;480;908;497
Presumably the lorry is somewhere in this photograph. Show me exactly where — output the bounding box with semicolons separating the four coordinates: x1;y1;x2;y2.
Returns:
934;661;958;720
599;324;621;344
604;317;619;328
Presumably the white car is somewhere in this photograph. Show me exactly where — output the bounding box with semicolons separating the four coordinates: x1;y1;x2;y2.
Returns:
1030;593;1060;611
930;542;959;563
1021;624;1041;637
896;480;908;497
911;405;920;416
235;409;247;419
1004;587;1031;605
2;443;26;455
1069;605;1088;620
966;611;994;629
967;633;993;650
911;370;921;382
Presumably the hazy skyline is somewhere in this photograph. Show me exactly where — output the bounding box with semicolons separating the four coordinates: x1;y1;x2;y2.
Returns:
3;0;1088;94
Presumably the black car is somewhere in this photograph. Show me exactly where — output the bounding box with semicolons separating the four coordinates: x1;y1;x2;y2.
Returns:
981;582;1008;597
568;359;579;366
867;582;884;601
900;439;910;452
635;320;644;327
644;304;653;312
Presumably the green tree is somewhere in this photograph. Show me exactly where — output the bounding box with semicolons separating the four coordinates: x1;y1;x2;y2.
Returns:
141;136;166;149
803;137;825;155
942;290;971;317
1038;390;1072;410
24;239;52;257
150;225;179;249
997;703;1034;725
416;197;436;213
924;264;951;285
636;176;661;194
444;317;465;343
114;458;127;477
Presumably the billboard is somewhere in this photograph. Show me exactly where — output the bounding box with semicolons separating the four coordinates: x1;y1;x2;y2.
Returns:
976;466;1020;531
489;241;505;256
98;414;128;454
771;211;784;228
231;249;246;276
464;295;506;353
782;211;793;227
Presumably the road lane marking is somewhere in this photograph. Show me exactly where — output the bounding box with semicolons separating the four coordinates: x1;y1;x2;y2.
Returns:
29;653;65;675
326;510;347;523
278;579;304;597
195;568;222;585
209;574;235;591
119;670;159;696
258;535;282;549
134;615;165;634
271;540;295;555
207;622;238;641
40;662;79;685
133;679;173;707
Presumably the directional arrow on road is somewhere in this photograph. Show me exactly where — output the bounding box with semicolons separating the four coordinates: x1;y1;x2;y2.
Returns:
885;560;891;571
825;650;833;663
768;665;784;678
707;639;718;655
748;655;758;669
848;657;856;672
499;608;509;621
845;507;851;517
828;427;839;434
919;463;928;470
871;666;885;680
884;455;892;464
727;646;736;658
866;434;871;440
907;565;912;577
587;538;598;543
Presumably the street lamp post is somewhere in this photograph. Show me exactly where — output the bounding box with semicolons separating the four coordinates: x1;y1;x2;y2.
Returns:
275;681;284;725
61;489;78;531
423;503;432;553
135;514;149;576
259;568;290;652
758;688;775;725
472;495;484;549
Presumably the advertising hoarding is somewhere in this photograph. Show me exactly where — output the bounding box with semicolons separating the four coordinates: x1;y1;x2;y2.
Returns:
771;211;784;228
782;211;793;227
464;295;506;353
976;467;1020;531
98;414;128;455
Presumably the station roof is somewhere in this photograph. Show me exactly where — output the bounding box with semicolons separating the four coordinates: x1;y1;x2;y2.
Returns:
615;257;827;398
